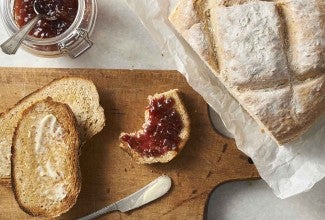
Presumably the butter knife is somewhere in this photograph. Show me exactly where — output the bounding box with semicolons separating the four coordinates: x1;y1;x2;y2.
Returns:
78;175;172;220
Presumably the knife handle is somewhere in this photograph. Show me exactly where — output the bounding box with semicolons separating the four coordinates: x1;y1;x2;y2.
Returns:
77;203;118;220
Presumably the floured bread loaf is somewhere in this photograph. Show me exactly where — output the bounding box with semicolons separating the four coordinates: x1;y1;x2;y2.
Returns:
169;0;325;144
12;99;80;217
0;77;105;184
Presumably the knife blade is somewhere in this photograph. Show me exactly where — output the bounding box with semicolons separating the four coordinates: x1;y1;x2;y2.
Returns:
78;175;172;220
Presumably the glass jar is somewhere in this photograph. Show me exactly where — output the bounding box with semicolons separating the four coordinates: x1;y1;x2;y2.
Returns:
0;0;97;58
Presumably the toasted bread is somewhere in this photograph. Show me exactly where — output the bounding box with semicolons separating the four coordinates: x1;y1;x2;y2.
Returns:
12;98;81;217
0;77;105;184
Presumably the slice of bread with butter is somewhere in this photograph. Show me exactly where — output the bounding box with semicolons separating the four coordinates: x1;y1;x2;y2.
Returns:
0;77;105;185
11;99;81;217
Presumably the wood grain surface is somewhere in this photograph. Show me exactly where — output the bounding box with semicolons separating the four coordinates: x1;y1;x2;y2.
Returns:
0;68;259;219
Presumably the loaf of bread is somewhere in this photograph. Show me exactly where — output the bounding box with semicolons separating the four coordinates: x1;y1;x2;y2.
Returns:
169;0;324;145
0;77;105;185
12;99;81;217
120;89;190;164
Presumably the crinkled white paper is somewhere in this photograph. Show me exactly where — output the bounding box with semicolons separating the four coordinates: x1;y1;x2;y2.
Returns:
126;0;325;199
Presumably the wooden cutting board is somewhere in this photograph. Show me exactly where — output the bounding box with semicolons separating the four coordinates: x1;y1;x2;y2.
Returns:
0;68;259;219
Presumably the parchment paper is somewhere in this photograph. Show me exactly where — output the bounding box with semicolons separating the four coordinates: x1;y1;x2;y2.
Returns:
126;0;325;199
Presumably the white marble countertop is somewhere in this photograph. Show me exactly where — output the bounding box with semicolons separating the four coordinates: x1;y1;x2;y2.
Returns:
0;1;324;219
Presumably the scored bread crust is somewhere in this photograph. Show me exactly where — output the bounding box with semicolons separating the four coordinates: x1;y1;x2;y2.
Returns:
120;89;190;164
169;0;325;145
0;77;105;184
11;98;81;217
277;0;325;79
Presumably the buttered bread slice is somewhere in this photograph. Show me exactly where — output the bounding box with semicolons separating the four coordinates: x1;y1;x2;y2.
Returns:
0;77;105;184
169;0;325;144
12;99;81;217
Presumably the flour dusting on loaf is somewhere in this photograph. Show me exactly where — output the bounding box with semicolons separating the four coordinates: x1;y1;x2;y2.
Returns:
169;0;325;144
278;0;325;78
210;1;289;88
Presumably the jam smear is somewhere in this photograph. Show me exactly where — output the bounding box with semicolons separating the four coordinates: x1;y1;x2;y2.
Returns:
121;96;183;158
14;0;78;38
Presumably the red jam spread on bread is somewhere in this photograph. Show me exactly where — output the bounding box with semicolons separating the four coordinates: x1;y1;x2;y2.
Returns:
14;0;78;38
121;96;183;157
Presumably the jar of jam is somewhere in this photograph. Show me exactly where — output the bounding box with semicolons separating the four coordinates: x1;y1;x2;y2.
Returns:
1;0;97;58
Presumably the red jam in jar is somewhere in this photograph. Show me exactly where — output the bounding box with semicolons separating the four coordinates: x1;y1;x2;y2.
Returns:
13;0;78;38
121;96;183;158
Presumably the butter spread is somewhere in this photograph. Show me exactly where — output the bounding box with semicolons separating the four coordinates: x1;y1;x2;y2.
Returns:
35;114;58;153
142;175;172;202
52;184;67;201
33;115;68;201
43;184;67;201
34;114;63;179
45;161;58;179
134;175;172;208
36;166;45;177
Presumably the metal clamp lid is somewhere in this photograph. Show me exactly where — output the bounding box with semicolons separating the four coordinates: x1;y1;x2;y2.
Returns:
58;28;93;58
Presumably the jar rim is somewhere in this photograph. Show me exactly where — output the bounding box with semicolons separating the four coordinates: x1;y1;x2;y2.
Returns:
1;0;85;45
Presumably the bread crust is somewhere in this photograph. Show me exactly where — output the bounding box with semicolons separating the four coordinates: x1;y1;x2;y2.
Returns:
277;0;325;79
169;0;325;145
0;178;11;187
120;89;190;164
11;98;81;217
